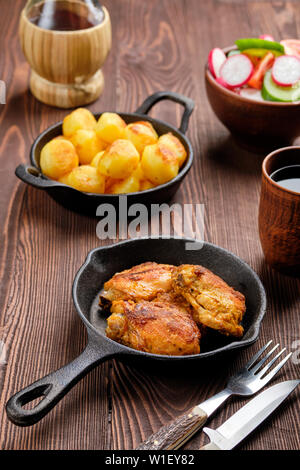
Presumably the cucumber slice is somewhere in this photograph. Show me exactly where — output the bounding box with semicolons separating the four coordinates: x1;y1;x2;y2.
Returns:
262;70;300;102
227;50;241;57
242;48;282;58
235;38;284;53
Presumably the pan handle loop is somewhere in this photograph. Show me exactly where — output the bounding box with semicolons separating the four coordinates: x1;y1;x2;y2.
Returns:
135;91;195;134
5;335;115;427
15;164;63;190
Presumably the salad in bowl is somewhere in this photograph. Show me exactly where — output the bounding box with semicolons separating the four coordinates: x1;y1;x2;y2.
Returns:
208;36;300;103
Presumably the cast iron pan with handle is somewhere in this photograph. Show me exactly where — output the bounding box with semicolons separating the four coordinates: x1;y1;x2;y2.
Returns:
15;91;194;216
5;237;266;428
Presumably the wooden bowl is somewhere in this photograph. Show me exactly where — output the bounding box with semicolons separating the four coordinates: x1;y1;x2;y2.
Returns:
19;4;111;108
205;46;300;151
259;146;300;276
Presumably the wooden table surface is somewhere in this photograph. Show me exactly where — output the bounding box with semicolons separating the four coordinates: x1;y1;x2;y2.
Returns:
0;0;299;451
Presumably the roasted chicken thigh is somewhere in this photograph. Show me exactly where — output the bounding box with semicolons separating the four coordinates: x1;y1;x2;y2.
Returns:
101;262;175;303
173;264;245;337
101;261;246;356
106;295;201;356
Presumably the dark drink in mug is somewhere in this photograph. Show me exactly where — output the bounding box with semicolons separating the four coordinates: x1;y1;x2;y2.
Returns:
27;0;104;31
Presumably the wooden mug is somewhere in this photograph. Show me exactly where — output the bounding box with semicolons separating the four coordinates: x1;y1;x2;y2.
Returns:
258;146;300;276
19;1;112;108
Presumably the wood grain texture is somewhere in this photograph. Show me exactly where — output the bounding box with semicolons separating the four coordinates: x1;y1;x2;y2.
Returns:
0;0;299;451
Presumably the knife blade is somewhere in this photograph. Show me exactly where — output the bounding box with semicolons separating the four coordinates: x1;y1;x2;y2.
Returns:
200;379;300;450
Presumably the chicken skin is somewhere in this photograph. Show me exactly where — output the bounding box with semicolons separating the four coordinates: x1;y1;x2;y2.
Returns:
100;262;175;303
173;265;245;337
101;261;246;356
106;295;201;356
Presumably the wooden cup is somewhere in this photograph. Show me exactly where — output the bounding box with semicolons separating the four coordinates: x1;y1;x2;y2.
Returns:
259;146;300;276
19;3;111;108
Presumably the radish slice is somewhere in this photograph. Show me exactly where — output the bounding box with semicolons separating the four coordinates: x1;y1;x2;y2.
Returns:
280;39;300;58
219;54;254;88
216;76;232;89
208;48;226;78
240;88;264;101
272;55;300;87
259;34;275;41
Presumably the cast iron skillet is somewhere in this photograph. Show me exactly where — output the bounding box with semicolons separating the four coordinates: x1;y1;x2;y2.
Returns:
14;91;194;215
6;237;266;427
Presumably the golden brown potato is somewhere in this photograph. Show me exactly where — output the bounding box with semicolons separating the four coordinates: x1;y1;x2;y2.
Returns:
60;165;105;194
62;108;97;138
131;163;156;191
158;133;187;167
105;176;120;193
106;163;147;194
90;151;105;168
140;179;156;191
40;138;79;180
131;162;145;180
124;121;158;154
70;129;106;165
97;139;140;179
141;143;179;185
109;174;140;194
58;172;71;185
95;112;126;144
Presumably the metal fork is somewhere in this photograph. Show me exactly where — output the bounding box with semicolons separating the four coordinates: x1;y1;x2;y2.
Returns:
136;340;292;450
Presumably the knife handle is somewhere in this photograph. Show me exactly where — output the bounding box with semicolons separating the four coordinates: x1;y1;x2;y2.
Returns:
136;406;208;450
200;442;221;450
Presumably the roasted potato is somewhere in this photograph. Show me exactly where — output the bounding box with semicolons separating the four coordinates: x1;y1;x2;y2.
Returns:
124;121;158;154
105;176;120;192
130;163;155;191
40;138;79;180
97;139;140;179
131;162;146;182
47;108;185;194
95;113;126;144
158;133;187;167
90;151;105;168
141;143;179;185
62;108;97;138
70;129;106;165
58;173;70;185
140;179;156;191
109;174;140;194
60;165;105;194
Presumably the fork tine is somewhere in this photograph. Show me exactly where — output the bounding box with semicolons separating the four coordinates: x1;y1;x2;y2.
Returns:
250;343;280;374
259;352;292;385
254;347;285;376
244;340;273;370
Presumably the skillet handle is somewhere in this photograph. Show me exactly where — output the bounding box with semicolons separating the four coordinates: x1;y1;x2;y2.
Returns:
135;91;195;134
15;164;62;190
5;335;115;426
